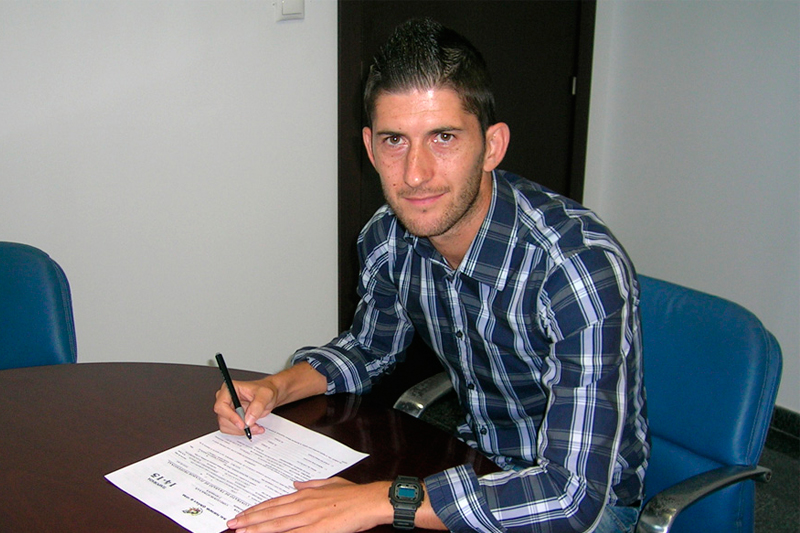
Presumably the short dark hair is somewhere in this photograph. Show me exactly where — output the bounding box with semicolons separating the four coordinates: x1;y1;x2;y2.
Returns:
363;18;497;134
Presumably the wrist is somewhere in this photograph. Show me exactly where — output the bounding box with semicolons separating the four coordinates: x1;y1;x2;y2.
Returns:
373;481;396;526
268;362;328;407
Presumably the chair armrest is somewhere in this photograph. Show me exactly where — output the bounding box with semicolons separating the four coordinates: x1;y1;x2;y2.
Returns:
393;372;453;418
635;464;772;533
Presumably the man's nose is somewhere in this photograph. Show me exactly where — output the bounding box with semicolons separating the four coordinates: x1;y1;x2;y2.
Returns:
403;144;434;188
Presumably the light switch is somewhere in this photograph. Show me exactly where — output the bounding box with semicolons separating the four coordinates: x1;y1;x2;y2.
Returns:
276;0;304;21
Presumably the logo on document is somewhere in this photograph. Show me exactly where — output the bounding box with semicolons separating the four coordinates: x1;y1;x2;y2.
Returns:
183;507;203;516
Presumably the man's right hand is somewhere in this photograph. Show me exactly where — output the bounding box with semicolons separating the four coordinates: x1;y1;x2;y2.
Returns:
213;376;278;436
213;361;329;436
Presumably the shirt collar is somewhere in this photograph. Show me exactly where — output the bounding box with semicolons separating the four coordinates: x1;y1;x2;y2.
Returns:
403;171;519;291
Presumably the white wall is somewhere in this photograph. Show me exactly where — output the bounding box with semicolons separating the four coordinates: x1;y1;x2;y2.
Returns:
585;0;799;412
0;0;339;373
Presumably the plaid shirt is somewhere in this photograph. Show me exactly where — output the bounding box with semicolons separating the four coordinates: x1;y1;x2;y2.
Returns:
292;171;649;532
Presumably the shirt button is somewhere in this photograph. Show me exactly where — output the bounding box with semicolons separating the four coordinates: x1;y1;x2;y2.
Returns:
480;426;488;435
467;382;475;390
455;330;464;339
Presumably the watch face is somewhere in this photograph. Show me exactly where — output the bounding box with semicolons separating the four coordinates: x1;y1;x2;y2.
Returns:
395;483;420;501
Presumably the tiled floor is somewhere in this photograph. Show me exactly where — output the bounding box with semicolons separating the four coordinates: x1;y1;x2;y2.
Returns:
756;430;800;533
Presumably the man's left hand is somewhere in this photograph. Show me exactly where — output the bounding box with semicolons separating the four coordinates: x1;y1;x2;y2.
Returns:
226;477;393;533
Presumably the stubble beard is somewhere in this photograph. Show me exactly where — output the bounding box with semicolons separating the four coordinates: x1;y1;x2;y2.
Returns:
382;155;486;239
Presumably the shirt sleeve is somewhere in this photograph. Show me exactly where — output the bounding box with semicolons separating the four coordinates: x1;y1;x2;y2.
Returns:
291;213;416;395
426;248;638;533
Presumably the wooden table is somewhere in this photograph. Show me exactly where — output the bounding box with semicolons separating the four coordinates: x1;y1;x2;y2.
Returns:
0;362;497;532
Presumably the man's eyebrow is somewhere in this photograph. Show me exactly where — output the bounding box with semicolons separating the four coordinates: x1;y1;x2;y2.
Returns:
374;129;402;137
373;126;465;136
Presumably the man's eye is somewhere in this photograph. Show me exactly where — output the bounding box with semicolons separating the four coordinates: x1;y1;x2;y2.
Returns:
435;133;453;143
386;135;403;145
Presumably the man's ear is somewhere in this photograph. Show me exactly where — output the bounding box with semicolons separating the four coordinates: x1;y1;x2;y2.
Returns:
362;126;376;166
482;122;510;173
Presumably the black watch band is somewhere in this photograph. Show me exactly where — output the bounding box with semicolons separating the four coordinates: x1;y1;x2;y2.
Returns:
389;476;424;530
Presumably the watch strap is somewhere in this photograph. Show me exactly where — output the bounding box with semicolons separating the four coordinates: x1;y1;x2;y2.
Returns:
392;505;417;530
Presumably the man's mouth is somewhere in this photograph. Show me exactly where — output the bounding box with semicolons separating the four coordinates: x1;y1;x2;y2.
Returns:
400;191;446;207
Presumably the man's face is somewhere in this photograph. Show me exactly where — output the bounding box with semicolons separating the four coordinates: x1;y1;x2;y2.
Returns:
362;87;493;241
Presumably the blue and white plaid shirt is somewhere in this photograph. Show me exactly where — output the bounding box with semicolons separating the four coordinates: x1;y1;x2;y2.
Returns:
292;170;649;532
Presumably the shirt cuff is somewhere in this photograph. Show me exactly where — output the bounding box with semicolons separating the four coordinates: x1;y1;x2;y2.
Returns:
290;351;336;394
425;464;505;533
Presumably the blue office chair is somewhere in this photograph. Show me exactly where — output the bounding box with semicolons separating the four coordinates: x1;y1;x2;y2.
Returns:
0;242;78;370
634;275;781;533
394;274;782;533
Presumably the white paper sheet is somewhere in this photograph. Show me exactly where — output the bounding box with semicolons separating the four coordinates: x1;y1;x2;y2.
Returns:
106;415;368;533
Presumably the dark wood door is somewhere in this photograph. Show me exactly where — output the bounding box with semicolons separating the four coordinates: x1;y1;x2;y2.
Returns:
337;1;595;391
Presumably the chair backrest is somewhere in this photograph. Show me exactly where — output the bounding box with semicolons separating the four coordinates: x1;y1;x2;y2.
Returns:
638;275;782;533
0;242;77;370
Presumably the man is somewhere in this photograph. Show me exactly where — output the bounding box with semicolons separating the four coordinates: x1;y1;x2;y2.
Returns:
215;18;649;533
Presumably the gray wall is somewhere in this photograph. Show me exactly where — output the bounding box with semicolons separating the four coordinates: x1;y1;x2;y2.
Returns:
585;0;799;411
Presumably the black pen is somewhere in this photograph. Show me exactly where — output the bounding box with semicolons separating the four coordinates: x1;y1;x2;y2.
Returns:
215;353;252;440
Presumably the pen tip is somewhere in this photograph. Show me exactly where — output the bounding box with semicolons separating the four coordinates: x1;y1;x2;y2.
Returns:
245;427;252;440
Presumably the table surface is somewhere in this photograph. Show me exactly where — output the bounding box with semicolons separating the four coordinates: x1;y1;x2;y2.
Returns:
0;362;497;532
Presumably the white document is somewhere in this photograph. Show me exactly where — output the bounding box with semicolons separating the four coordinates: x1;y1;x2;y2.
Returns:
106;415;368;533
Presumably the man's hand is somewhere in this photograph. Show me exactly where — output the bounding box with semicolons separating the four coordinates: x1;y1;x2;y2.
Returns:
214;376;277;436
226;477;393;533
213;362;328;437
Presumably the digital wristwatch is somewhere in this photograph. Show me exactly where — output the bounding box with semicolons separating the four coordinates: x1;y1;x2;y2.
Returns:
389;476;424;530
